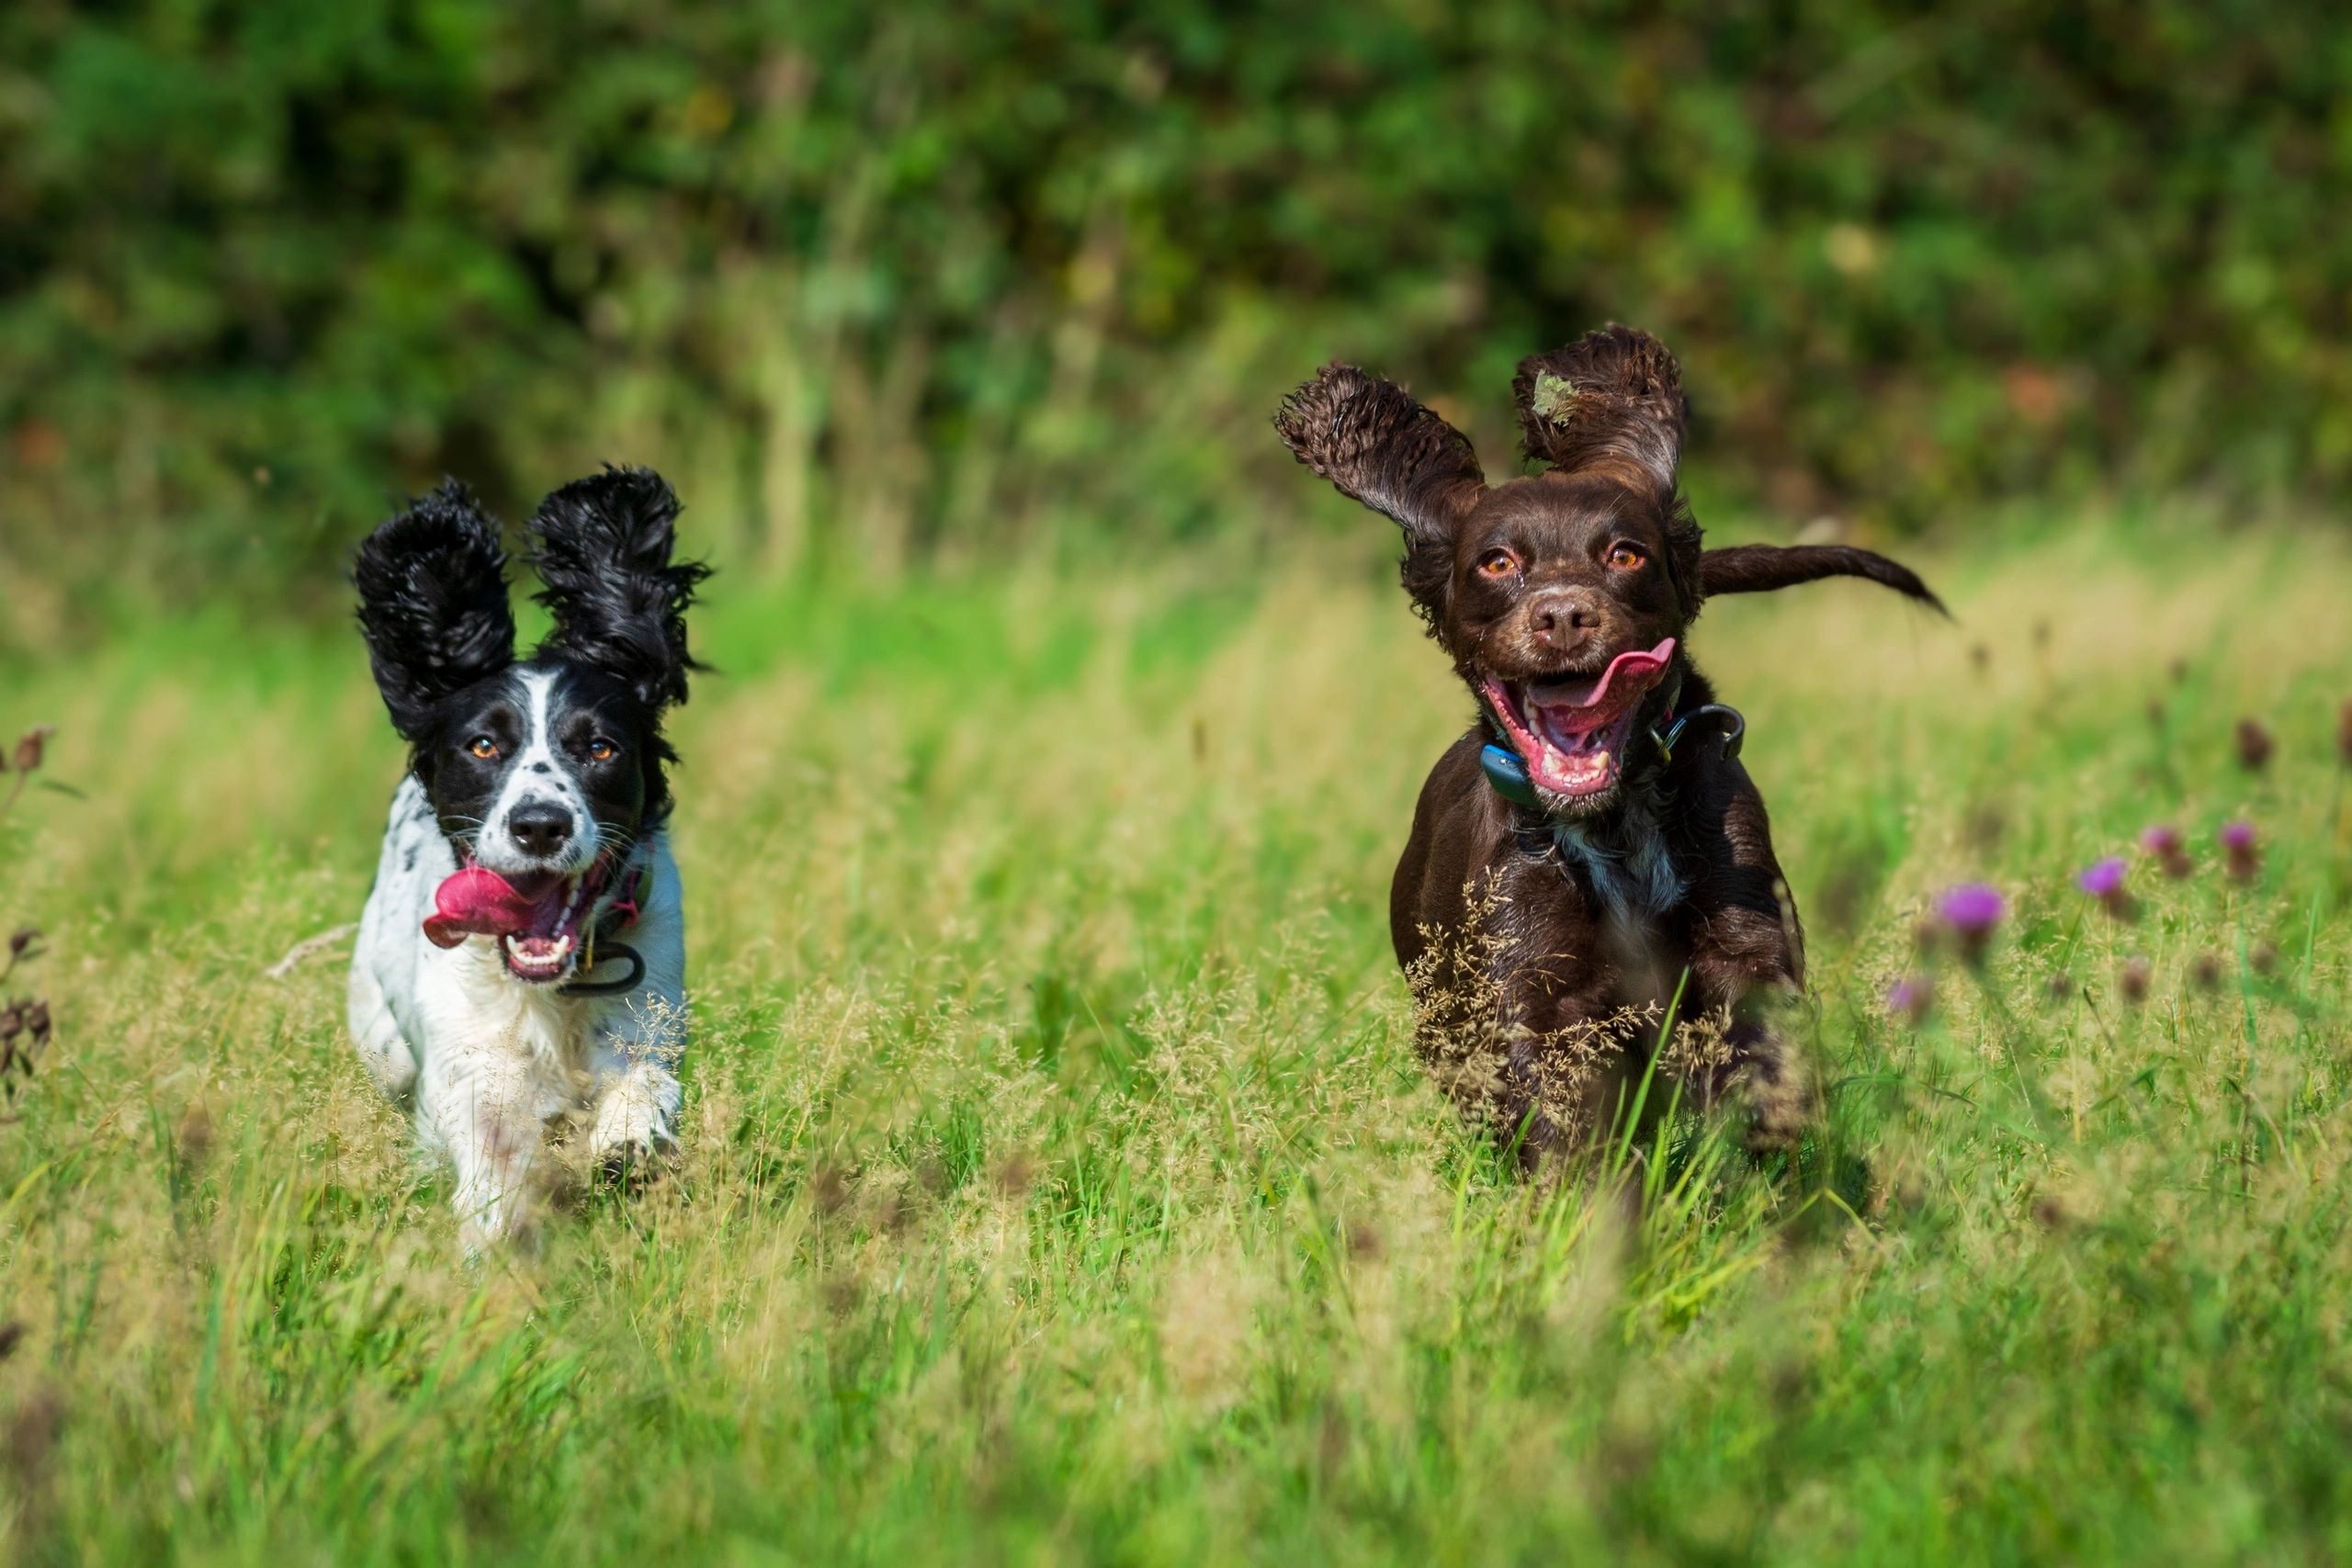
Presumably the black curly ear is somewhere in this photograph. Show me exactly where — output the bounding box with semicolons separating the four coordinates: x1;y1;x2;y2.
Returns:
526;466;710;710
354;481;517;739
1513;325;1686;493
1274;365;1486;624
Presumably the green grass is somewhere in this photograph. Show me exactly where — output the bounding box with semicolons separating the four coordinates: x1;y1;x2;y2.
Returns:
4;517;2350;1564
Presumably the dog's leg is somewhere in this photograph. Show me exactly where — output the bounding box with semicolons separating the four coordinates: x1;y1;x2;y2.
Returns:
345;952;417;1102
585;1054;681;1185
1716;1008;1811;1152
582;993;686;1185
420;1050;544;1251
1681;770;1814;1151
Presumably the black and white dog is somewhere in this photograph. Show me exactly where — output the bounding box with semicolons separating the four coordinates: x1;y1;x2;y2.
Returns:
347;468;707;1247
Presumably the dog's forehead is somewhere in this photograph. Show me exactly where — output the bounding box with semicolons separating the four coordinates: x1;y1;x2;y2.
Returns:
426;667;528;728
1469;474;1662;541
522;659;649;733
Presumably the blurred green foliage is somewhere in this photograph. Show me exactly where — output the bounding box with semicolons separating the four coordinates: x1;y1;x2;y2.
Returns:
3;0;2346;610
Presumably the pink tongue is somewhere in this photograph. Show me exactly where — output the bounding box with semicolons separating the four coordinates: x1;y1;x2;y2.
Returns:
1528;637;1677;718
423;866;558;950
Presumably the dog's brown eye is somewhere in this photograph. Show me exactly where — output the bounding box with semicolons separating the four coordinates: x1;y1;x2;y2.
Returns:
588;738;617;762
467;736;498;761
1478;549;1520;578
1606;543;1646;571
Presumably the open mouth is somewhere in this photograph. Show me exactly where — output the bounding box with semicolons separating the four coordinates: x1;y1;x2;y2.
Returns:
424;856;616;983
1480;637;1677;800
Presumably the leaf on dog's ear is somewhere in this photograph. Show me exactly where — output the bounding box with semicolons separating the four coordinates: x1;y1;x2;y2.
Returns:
1512;326;1685;491
1529;371;1577;426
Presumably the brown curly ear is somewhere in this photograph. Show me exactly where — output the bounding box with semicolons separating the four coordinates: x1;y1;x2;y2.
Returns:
1274;365;1486;544
1512;324;1686;492
1274;365;1486;624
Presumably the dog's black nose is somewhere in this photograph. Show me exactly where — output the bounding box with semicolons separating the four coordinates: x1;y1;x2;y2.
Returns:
1527;590;1602;647
507;801;575;858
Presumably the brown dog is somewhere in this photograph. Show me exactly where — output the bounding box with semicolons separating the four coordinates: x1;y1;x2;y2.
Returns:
1276;325;1940;1162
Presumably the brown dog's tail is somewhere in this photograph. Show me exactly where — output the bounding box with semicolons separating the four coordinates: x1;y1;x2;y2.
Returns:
1699;544;1947;615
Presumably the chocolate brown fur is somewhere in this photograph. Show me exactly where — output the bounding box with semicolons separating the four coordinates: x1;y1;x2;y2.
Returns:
1276;324;1942;1163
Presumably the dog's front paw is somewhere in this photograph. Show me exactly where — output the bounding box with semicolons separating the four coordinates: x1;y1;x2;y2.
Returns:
593;1132;676;1194
586;1082;676;1193
1736;1053;1815;1155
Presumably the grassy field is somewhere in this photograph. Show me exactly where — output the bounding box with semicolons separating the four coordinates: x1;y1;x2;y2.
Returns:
3;515;2350;1564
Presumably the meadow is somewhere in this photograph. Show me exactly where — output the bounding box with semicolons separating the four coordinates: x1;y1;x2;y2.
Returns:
3;513;2350;1564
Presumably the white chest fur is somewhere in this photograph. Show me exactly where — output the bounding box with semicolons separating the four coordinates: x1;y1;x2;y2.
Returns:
346;777;688;1247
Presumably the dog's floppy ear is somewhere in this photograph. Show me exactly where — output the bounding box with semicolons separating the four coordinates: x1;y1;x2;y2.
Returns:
354;481;517;739
1515;325;1702;613
526;465;711;710
1274;365;1486;622
1513;324;1687;492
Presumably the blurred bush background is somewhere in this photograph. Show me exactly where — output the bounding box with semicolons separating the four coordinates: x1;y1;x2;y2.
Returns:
4;0;2346;628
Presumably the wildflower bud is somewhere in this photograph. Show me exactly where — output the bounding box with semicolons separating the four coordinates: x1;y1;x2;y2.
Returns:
1936;884;2006;964
2220;820;2260;884
2138;825;2192;879
6;929;31;958
25;1000;46;1045
2044;971;2075;1004
0;1004;18;1043
2118;956;2153;1005
2076;857;2134;920
1886;976;1934;1025
2191;953;2222;991
2251;942;2279;976
9;725;51;774
2233;718;2273;772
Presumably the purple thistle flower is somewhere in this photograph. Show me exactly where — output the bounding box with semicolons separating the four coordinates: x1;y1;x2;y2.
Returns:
2077;857;2126;897
1939;884;2006;932
2221;819;2260;884
2077;856;2135;920
1935;884;2006;962
1886;976;1934;1025
2139;824;2193;878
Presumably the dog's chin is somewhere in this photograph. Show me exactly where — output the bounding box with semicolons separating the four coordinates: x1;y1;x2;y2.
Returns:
1535;770;1629;820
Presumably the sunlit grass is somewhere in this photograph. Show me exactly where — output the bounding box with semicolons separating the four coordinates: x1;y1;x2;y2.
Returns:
3;516;2349;1563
